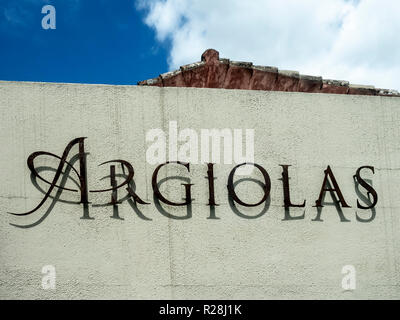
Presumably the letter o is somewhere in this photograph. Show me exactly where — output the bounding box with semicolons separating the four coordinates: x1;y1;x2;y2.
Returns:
227;163;271;207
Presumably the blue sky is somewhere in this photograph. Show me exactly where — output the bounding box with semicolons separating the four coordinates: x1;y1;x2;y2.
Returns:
1;0;400;90
0;0;169;85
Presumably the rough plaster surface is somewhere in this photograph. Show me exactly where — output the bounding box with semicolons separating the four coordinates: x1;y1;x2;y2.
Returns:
0;81;399;299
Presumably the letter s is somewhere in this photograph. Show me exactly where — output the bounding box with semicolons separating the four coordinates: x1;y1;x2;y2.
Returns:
354;166;378;213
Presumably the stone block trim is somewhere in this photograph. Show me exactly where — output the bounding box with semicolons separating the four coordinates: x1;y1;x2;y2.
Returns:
138;49;400;97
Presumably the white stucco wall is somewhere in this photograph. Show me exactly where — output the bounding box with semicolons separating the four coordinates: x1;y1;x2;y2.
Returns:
0;81;399;299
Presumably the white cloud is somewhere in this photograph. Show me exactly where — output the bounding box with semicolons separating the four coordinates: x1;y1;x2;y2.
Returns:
137;0;400;91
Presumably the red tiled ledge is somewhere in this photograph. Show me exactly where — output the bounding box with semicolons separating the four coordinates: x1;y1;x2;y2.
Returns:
138;49;399;97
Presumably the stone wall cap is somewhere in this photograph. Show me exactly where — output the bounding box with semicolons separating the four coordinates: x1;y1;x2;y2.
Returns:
138;48;399;96
349;84;375;90
323;79;349;86
146;77;160;85
253;65;278;73
180;61;205;71
219;58;230;64
230;60;253;68
278;70;300;78
300;74;322;82
160;69;181;80
377;88;400;95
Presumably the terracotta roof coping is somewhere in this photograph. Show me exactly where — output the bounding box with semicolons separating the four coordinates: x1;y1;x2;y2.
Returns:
138;49;400;97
